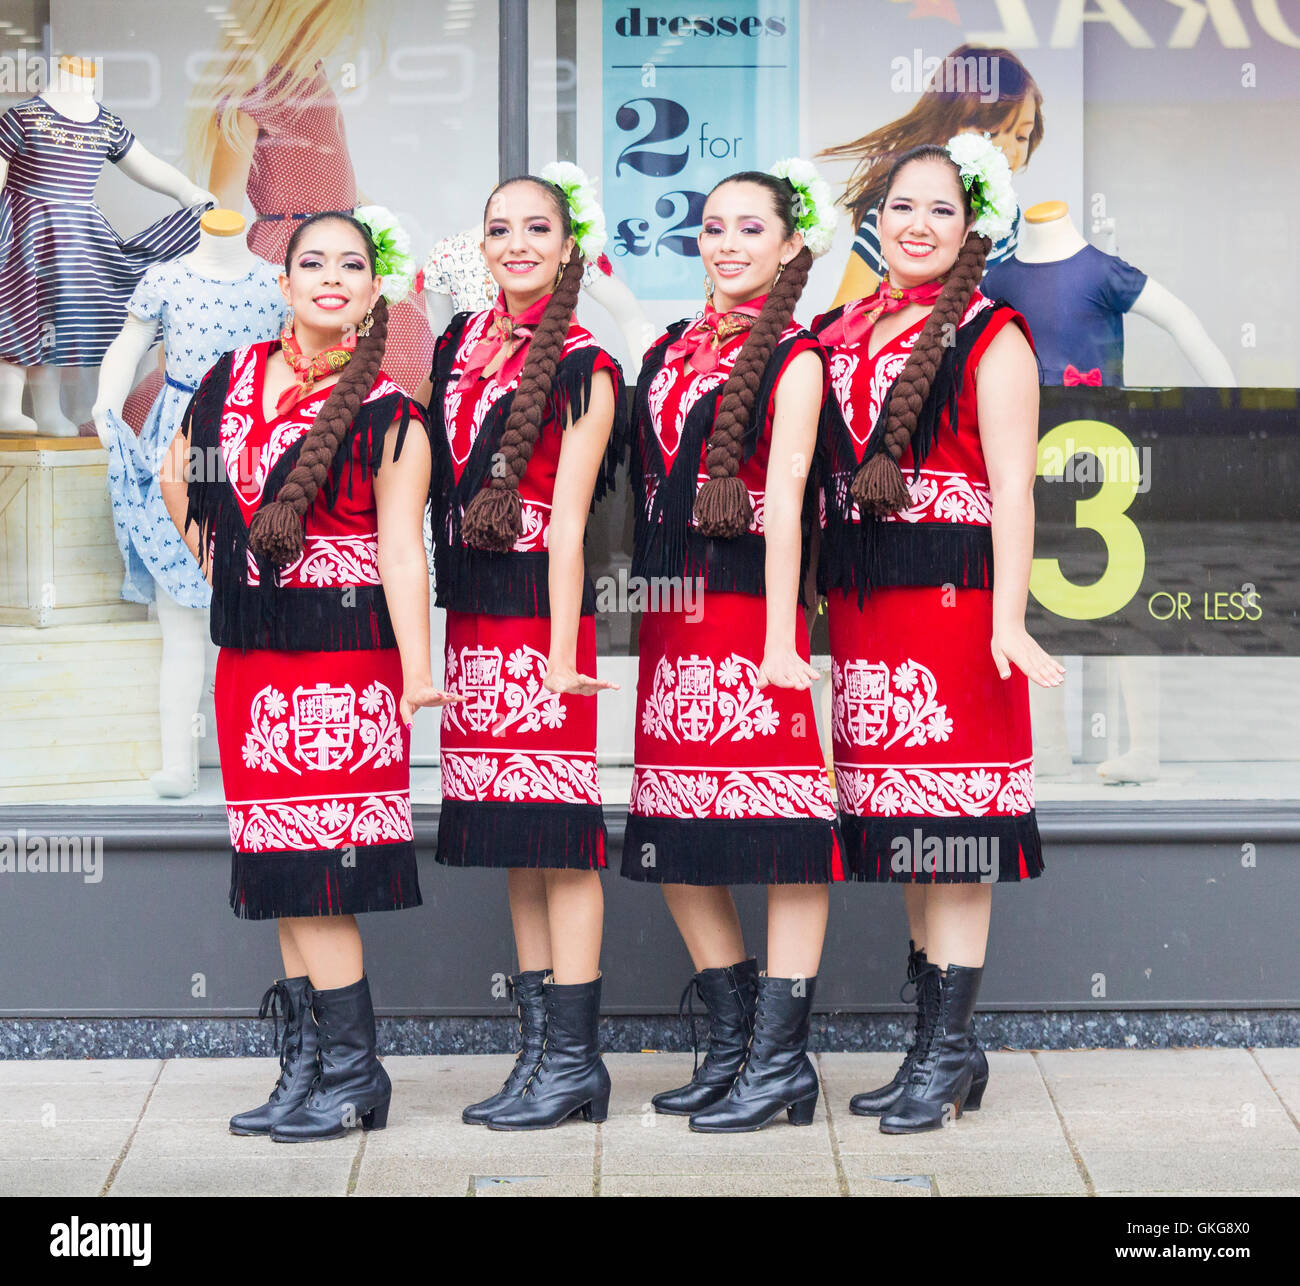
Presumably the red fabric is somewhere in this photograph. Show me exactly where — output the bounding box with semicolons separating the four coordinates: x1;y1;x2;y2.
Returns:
453;291;548;395
663;295;765;373
236;60;433;396
438;310;619;553
642;321;827;537
439;610;606;867
815;276;948;348
215;645;413;861
213;340;419;589
820;291;1029;530
630;591;839;859
826;584;1035;879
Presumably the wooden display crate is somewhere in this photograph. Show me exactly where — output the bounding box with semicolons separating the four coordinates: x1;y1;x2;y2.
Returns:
0;436;147;627
0;621;162;802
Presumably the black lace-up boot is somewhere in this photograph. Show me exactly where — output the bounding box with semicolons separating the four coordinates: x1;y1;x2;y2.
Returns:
688;974;820;1133
880;963;986;1134
271;975;391;1142
229;976;319;1136
463;969;548;1125
484;975;610;1130
849;940;931;1116
652;958;759;1115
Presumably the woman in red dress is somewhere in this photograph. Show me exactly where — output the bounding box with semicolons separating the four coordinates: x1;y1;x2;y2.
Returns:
163;210;455;1142
813;139;1063;1133
426;170;625;1130
624;165;842;1133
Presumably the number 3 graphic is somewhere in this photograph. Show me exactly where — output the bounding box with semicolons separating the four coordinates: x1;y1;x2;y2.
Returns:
1030;420;1146;620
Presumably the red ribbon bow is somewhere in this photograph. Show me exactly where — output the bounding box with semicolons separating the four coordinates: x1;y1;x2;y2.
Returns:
454;292;550;394
815;275;949;348
1063;364;1102;386
275;322;355;416
664;297;766;374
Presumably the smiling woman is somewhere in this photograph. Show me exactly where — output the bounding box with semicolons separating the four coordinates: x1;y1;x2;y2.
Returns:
424;169;627;1131
158;209;456;1145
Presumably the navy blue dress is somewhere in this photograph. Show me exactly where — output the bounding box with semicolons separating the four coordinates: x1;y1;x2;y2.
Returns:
983;244;1148;386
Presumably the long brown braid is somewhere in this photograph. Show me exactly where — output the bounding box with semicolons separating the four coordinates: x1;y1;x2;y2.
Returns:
693;173;813;540
851;149;990;516
460;176;587;552
247;212;389;567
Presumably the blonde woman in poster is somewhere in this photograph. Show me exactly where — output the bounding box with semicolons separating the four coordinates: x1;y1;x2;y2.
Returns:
182;0;434;395
819;44;1044;310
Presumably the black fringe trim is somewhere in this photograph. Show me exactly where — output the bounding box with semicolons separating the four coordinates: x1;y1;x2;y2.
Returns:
228;841;422;920
435;800;608;870
211;584;396;651
427;313;628;555
813;302;1014;597
432;546;596;618
818;521;994;603
184;350;425;652
838;812;1044;884
620;815;841;886
630;326;820;604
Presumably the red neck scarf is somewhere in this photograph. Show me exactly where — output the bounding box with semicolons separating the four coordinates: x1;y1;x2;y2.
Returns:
275;322;355;416
665;294;767;374
817;275;949;349
454;292;551;394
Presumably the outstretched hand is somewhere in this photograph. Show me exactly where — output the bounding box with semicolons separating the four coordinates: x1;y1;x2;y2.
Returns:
991;625;1065;688
401;683;464;726
543;660;620;698
756;648;821;691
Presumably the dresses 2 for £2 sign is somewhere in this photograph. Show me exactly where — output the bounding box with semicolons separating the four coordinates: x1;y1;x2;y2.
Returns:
602;4;801;300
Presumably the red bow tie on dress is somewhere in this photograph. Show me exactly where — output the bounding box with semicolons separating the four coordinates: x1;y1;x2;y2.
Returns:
664;297;766;374
454;292;551;394
816;275;949;348
1063;364;1102;386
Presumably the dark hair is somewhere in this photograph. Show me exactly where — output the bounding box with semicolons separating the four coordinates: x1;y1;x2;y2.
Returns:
819;44;1044;228
849;147;990;515
247;212;387;566
461;176;584;552
692;171;813;539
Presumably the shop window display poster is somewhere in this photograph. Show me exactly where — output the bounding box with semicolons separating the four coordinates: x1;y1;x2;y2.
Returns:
600;2;800;301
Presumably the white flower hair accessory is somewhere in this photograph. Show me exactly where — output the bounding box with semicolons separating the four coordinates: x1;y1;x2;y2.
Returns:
539;161;608;261
943;133;1018;242
353;205;416;303
767;156;837;258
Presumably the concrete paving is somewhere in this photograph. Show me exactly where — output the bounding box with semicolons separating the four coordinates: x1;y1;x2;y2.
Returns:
1;1049;1297;1197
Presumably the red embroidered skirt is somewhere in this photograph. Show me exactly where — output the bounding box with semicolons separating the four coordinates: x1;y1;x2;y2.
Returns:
623;591;842;885
826;585;1043;883
215;645;420;919
437;611;607;869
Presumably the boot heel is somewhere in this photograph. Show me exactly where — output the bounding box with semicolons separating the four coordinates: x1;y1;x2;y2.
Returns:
361;1098;390;1131
580;1088;610;1123
965;1075;987;1111
786;1093;818;1126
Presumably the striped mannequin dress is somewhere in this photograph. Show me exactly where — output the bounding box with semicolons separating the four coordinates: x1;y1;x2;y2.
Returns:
0;96;208;367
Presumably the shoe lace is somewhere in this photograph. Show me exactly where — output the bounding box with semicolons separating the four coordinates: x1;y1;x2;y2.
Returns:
906;972;943;1086
257;980;307;1100
677;975;705;1078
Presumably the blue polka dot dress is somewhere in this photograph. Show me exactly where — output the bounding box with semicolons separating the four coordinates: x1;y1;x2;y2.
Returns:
0;96;211;366
104;259;286;608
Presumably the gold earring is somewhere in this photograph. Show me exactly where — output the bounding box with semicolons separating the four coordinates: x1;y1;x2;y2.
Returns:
555;260;568;291
704;275;715;303
773;261;787;287
357;308;375;338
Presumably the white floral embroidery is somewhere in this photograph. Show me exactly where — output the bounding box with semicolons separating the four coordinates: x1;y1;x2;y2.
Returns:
239;680;403;774
832;657;952;750
833;763;1034;819
630;766;836;820
228;791;413;850
441;643;565;736
642;653;779;745
441;750;602;805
